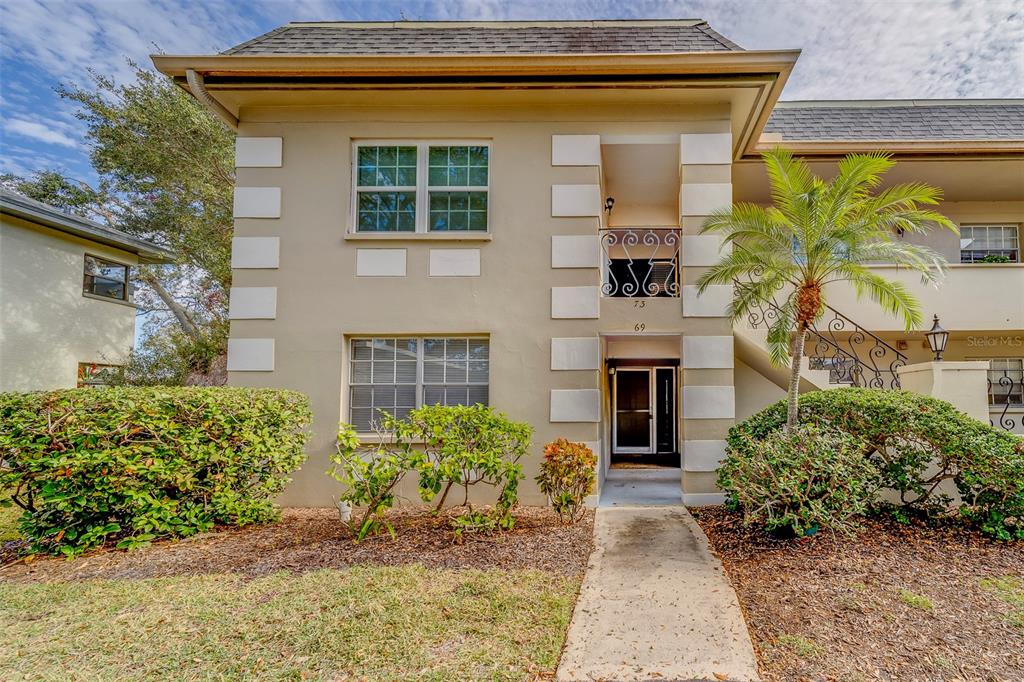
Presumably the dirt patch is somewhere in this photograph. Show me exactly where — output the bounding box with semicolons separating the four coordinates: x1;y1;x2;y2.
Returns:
692;506;1024;682
0;506;594;584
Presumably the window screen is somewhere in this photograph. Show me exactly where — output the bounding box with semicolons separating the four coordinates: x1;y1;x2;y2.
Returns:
348;337;489;432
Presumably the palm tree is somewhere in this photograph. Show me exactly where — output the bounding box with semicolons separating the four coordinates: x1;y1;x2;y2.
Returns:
697;148;956;432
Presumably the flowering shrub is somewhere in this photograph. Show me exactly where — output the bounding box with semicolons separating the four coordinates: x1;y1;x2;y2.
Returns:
0;388;311;555
536;439;597;524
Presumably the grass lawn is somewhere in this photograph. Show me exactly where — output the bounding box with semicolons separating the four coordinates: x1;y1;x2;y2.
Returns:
0;492;21;543
0;564;578;681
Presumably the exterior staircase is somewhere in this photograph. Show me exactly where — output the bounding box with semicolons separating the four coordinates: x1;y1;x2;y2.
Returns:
733;276;909;394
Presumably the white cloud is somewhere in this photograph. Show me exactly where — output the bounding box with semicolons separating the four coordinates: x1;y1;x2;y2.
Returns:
4;118;79;148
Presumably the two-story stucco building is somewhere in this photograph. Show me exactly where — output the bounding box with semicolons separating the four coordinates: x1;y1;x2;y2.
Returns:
0;190;174;391
153;20;1024;506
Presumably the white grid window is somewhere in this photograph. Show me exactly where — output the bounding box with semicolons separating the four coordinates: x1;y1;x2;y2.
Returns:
986;358;1024;407
349;337;489;432
352;141;490;234
960;224;1020;263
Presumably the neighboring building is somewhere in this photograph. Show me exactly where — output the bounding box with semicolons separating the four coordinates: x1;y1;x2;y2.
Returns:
0;190;173;391
153;20;1024;506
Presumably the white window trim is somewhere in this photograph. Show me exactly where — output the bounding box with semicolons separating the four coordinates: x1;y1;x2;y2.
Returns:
973;356;1024;409
350;140;492;235
959;224;1021;263
347;335;491;434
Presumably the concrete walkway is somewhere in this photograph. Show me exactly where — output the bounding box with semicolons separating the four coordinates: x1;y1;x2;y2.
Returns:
557;505;760;682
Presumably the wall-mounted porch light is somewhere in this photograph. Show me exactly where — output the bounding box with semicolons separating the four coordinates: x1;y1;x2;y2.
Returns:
604;196;615;214
924;314;949;362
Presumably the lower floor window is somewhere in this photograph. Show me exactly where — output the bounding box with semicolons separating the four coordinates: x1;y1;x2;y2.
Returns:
348;336;489;432
77;362;120;387
986;358;1024;407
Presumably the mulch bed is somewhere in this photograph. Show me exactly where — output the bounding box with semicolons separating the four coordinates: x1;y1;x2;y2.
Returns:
0;506;594;584
692;506;1024;682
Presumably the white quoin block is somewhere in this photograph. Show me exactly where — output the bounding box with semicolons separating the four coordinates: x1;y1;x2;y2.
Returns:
683;440;728;472
228;287;278;319
550;389;601;422
226;338;275;372
356;249;407;276
680;235;731;267
551;235;602;268
233;187;281;218
235;137;282;167
682;336;734;369
551;337;601;370
429;249;480;276
682;285;732;317
551;286;601;319
231;237;280;269
680;132;732;165
552;184;602;217
551;135;602;166
682;386;735;420
680;183;732;217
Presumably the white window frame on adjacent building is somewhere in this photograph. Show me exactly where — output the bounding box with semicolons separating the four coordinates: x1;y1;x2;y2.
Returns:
981;357;1024;408
350;140;491;234
347;336;490;433
959;224;1021;263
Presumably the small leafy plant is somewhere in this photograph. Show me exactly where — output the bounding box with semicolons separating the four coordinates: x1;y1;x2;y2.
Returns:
327;404;532;541
536;439;597;524
406;404;532;536
327;420;424;541
0;387;311;556
718;424;878;535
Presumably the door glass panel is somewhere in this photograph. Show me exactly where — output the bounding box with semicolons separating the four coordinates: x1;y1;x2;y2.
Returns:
615;370;651;450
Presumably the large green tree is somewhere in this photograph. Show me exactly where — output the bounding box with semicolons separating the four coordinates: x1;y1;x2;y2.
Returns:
697;148;956;431
2;65;234;384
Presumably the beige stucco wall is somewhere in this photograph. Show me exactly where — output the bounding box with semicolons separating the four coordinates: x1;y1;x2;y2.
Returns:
0;216;138;391
227;90;736;506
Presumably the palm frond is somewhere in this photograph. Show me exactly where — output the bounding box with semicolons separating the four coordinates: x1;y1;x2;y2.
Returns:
845;270;924;330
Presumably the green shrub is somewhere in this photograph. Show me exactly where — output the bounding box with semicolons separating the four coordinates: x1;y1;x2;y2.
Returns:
718;425;878;535
724;388;1024;539
328;405;532;541
328;420;424;541
404;404;532;536
536;439;597;524
0;387;311;555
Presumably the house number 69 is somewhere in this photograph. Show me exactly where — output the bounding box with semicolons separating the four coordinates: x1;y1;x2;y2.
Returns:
634;323;646;332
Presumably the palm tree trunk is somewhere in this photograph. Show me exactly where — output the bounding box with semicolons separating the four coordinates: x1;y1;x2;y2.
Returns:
786;325;807;433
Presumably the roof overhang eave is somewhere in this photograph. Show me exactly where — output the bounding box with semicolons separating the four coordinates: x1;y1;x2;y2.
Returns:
747;138;1024;157
151;49;800;79
1;204;175;264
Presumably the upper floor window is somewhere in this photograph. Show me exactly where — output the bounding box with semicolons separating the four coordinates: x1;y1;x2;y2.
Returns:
353;142;489;233
960;224;1020;263
348;336;489;432
83;255;129;301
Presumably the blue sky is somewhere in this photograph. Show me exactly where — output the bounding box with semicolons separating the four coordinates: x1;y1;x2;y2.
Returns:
2;0;1023;184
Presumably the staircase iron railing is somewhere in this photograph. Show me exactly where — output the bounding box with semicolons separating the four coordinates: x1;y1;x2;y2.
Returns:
736;274;909;390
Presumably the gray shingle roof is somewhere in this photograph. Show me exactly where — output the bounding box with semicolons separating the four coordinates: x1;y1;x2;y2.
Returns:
764;102;1024;141
222;21;742;56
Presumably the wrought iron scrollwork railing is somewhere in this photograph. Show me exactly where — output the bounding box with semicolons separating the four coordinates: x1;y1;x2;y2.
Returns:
601;228;680;298
737;273;909;390
988;363;1024;432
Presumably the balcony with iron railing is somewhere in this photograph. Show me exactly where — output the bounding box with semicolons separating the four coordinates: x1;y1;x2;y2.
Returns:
600;228;680;298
